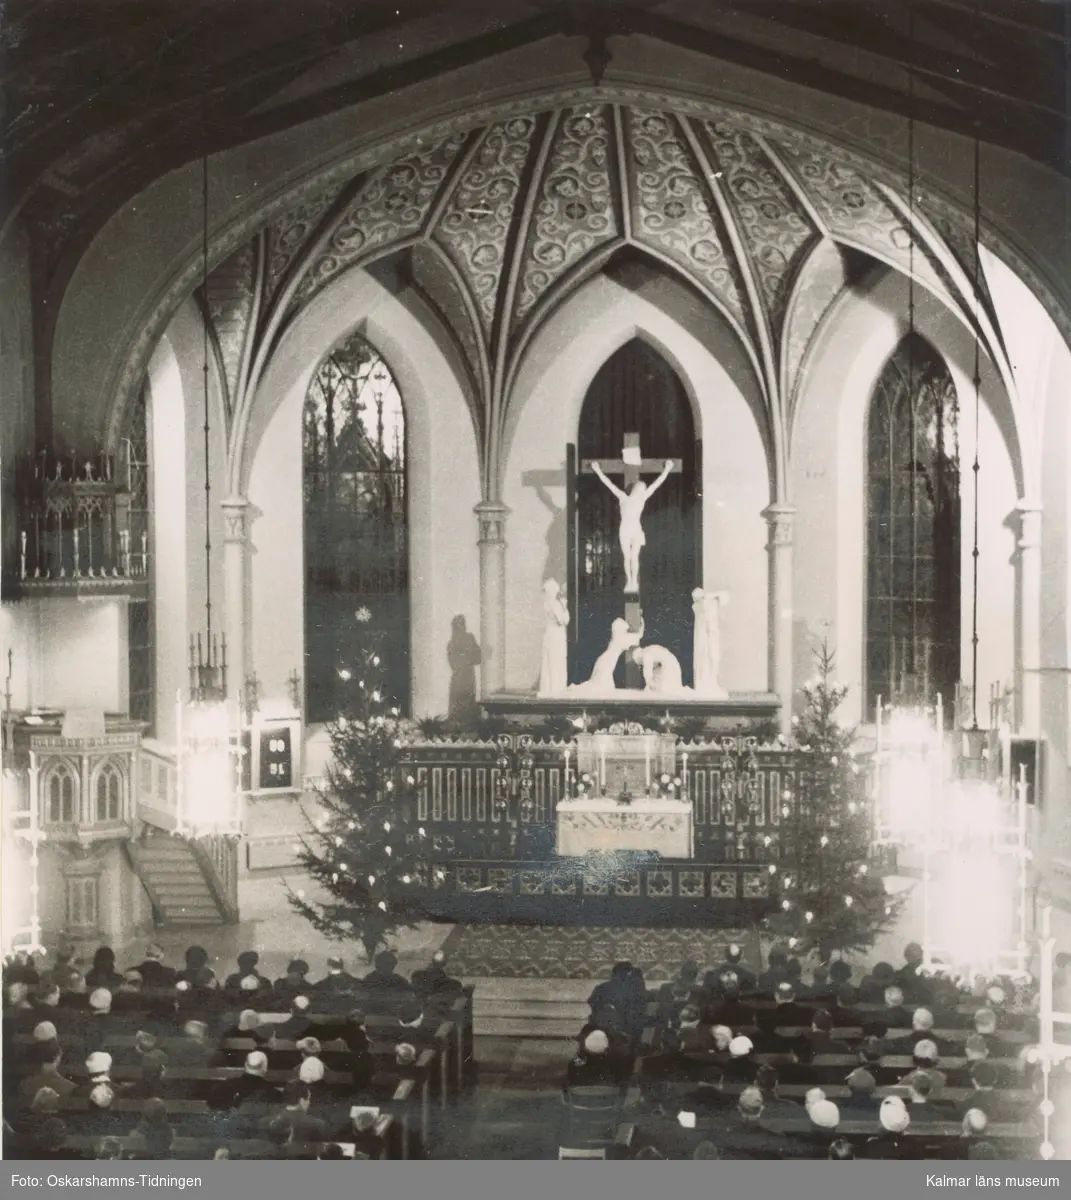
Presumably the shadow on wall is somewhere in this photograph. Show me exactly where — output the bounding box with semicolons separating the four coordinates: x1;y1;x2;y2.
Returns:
447;615;481;725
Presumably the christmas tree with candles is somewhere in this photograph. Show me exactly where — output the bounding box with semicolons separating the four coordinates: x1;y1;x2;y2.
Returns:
290;607;429;961
764;642;901;961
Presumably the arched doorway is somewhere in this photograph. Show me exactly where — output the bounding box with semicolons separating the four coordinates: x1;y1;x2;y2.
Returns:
571;338;701;686
303;333;409;720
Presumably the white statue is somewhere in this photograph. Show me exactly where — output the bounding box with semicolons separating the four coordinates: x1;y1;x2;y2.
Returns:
692;588;729;698
591;459;674;592
567;617;644;696
538;578;569;696
630;643;686;694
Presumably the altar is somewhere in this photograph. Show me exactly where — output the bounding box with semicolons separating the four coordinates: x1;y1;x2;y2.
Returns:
555;795;695;858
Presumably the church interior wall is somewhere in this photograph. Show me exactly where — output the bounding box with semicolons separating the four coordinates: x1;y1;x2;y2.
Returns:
502;271;769;694
791;268;1018;725
42;39;1071;463
244;267;481;726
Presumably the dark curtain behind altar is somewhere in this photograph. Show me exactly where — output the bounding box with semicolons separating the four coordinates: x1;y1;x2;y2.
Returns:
571;339;700;687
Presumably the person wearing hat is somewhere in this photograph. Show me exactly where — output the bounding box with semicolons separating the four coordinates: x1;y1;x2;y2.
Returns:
273;994;314;1042
221;1008;273;1046
880;985;912;1031
17;1035;76;1102
705;970;751;1029
274;959;311;1004
565;1029;622;1089
127;1046;169;1101
82;1082;126;1140
134;944;176;990
211;1049;279;1112
758;947;789;993
724;1034;756;1083
863;1096;912;1159
793;1098;841;1158
883;1006;947;1057
225;951;270;996
176;945;210;986
659;959;703;1015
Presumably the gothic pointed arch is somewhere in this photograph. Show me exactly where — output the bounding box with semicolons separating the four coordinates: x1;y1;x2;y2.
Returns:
866;332;961;718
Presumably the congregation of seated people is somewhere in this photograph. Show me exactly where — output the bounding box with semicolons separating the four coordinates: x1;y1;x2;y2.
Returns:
2;942;469;1161
563;943;1056;1160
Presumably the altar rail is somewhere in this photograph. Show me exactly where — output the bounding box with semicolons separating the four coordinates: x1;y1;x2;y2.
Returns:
405;737;802;863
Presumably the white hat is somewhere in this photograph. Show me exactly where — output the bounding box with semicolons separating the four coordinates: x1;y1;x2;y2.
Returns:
914;1039;939;1063
880;1096;910;1133
85;1051;112;1076
89;1083;114;1109
963;1108;988;1135
584;1030;610;1055
729;1035;753;1058
33;1021;57;1042
293;994;310;1011
912;1008;934;1032
240;974;260;991
299;1056;325;1083
244;1051;268;1076
89;988;111;1012
804;1087;826;1112
810;1099;840;1130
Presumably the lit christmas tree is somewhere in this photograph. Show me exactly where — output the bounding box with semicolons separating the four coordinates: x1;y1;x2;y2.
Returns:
764;642;902;961
290;607;429;962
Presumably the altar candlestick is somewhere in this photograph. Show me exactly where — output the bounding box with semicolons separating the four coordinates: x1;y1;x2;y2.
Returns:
563;745;571;792
644;746;650;789
681;751;688;794
599;747;606;792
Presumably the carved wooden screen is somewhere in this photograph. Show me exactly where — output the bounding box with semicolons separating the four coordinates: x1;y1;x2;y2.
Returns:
572;339;700;685
866;334;960;718
304;335;409;721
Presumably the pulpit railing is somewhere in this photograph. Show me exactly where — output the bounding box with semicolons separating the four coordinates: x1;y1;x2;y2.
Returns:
403;736;802;863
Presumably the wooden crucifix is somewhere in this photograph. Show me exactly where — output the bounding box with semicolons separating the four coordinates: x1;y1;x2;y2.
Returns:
579;432;682;686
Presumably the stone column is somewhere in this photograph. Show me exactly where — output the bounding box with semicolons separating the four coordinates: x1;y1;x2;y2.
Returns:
220;496;250;723
763;503;797;735
475;501;509;699
1015;500;1042;733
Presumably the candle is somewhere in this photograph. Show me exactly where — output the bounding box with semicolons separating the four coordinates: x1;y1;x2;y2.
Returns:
563;746;571;795
682;751;688;795
599;748;606;792
644;745;650;790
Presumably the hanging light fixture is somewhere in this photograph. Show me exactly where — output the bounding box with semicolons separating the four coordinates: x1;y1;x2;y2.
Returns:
188;131;227;705
175;123;241;839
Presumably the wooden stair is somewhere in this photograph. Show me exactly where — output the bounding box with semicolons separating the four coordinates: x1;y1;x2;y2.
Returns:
126;826;237;928
466;978;592;1039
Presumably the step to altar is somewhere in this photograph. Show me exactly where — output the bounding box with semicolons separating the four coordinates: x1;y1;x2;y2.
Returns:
466;977;592;1038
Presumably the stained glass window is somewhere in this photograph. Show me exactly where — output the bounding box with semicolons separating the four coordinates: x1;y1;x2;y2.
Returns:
303;334;409;721
866;334;960;718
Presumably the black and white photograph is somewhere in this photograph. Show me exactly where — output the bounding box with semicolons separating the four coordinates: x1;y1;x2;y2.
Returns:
1;0;1070;1171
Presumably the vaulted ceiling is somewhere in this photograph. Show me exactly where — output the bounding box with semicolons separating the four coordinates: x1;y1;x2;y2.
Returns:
5;0;1068;300
199;97;1010;494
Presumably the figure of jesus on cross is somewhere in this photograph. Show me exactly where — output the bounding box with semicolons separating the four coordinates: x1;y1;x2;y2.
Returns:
585;433;680;593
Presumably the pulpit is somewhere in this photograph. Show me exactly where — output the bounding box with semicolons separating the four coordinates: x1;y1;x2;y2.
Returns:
556;729;693;857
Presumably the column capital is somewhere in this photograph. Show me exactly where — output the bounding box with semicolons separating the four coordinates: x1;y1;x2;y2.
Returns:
762;503;797;548
220;495;250;544
1015;499;1043;550
475;500;510;545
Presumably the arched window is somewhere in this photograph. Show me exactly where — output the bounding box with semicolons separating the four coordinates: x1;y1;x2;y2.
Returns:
866;334;960;718
46;763;78;824
95;761;123;822
303;334;409;721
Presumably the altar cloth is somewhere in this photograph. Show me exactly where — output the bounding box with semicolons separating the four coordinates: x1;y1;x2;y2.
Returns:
555;795;694;858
